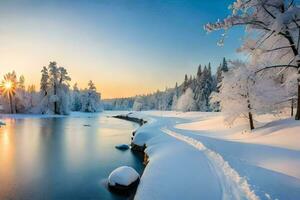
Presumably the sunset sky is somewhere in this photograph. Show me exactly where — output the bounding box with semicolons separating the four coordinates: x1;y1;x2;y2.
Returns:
0;0;244;98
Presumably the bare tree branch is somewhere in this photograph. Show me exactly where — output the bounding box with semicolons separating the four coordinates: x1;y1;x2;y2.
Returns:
255;64;298;74
265;45;294;52
261;1;276;19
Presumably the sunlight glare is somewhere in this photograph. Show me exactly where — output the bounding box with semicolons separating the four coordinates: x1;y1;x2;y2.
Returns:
4;81;12;90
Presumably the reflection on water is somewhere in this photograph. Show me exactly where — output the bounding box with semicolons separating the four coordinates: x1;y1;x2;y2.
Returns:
0;112;143;200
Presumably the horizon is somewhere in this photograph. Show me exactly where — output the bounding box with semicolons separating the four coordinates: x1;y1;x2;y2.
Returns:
0;0;244;98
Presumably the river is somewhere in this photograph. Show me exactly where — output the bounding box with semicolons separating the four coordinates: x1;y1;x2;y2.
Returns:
0;111;144;200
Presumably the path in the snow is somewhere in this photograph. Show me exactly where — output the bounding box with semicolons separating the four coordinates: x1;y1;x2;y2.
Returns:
162;128;260;200
132;112;300;200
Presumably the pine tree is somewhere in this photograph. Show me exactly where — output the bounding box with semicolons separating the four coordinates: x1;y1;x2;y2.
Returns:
194;64;202;110
182;74;189;93
172;82;179;110
15;74;27;113
88;80;96;91
58;67;71;85
197;64;213;111
71;83;82;111
47;62;71;115
18;75;25;90
40;66;49;96
81;80;101;112
48;62;59;114
221;57;228;72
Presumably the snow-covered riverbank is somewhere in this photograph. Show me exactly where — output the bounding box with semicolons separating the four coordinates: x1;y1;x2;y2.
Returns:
128;111;300;200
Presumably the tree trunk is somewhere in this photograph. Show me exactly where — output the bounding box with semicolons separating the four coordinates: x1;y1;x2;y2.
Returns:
54;83;58;114
295;61;300;120
9;93;13;114
54;102;58;114
248;111;255;130
295;79;300;120
247;95;255;130
291;98;294;117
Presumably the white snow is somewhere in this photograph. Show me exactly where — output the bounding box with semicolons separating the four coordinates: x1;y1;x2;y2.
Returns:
162;128;259;200
108;166;140;187
127;111;300;200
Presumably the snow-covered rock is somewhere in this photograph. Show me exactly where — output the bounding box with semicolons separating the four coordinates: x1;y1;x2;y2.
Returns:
108;166;140;189
115;144;130;150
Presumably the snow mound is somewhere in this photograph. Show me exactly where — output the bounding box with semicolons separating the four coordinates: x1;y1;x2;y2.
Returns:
108;166;140;187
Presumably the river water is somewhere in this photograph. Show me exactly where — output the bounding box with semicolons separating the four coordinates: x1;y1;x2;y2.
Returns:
0;112;143;200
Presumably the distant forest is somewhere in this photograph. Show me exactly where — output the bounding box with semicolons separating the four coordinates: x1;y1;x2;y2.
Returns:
103;58;228;112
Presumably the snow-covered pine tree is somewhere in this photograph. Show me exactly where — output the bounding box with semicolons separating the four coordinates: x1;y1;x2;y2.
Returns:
216;58;229;92
176;88;196;112
133;96;143;111
211;60;256;130
57;66;71;114
182;74;189;93
15;75;28;113
27;84;38;110
196;64;214;111
71;83;82;111
172;82;179;110
40;66;49;97
80;80;101;112
211;57;229;111
194;64;203;110
47;62;71;115
48;62;60;114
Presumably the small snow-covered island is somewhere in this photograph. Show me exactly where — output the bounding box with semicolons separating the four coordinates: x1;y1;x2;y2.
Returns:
1;0;300;200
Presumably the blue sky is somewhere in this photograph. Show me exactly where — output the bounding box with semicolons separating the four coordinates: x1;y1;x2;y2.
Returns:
0;0;244;98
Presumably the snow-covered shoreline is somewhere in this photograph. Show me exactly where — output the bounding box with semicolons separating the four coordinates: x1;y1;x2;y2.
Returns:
123;111;300;200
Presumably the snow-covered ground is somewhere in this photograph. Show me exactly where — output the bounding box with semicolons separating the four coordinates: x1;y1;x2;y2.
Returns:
129;111;300;200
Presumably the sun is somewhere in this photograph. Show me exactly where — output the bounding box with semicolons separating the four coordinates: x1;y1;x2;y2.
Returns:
0;79;16;97
4;81;12;90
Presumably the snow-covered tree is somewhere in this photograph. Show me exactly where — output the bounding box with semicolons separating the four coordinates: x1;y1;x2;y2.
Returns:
38;62;72;115
27;85;39;110
15;75;28;113
80;80;101;112
182;74;189;93
212;58;229;111
0;71;18;113
40;66;49;97
176;88;196;112
71;83;82;111
172;82;179;110
133;96;143;111
216;58;229;91
194;64;203;109
211;60;257;129
205;0;300;120
195;64;214;111
48;62;60;114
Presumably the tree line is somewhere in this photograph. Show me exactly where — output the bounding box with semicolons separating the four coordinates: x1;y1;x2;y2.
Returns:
0;61;101;114
103;58;228;112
